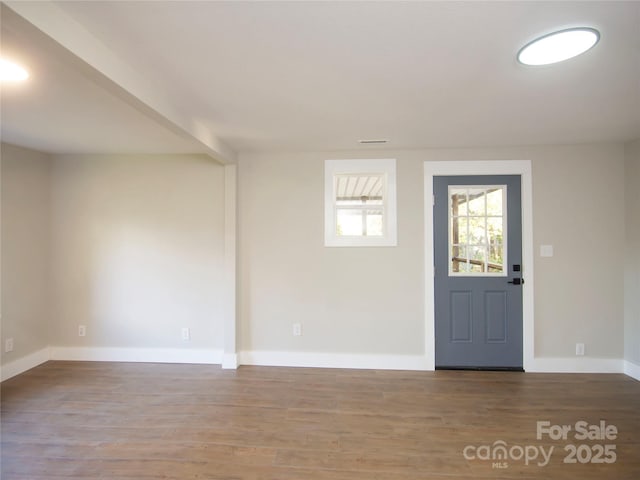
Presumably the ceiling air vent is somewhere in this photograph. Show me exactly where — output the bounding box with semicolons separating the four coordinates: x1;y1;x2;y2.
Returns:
358;139;388;145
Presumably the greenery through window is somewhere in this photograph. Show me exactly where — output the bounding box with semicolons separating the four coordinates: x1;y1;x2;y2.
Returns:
449;186;506;275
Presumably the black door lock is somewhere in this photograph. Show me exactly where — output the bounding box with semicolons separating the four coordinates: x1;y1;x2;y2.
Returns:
508;278;525;285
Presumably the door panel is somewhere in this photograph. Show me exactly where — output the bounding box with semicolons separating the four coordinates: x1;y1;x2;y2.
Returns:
434;175;523;369
450;291;472;342
485;291;507;343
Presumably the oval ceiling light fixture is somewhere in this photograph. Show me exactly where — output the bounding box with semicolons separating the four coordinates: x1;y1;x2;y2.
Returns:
517;27;600;66
0;57;30;82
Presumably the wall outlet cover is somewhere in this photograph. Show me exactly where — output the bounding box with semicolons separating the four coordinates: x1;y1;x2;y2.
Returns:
181;328;191;341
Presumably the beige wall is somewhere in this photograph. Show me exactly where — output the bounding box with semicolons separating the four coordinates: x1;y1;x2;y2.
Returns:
239;153;425;355
624;139;640;365
239;143;625;359
1;140;631;370
1;143;51;365
49;154;226;351
531;144;625;358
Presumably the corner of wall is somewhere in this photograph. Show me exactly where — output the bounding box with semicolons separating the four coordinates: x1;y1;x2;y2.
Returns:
1;143;53;373
623;359;640;381
0;347;51;382
623;139;640;374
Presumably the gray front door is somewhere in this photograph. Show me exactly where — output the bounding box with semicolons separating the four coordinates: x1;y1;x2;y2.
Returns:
434;175;523;369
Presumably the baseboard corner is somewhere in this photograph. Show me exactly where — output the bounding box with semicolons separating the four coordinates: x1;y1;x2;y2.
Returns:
221;353;238;369
1;347;51;382
623;360;640;381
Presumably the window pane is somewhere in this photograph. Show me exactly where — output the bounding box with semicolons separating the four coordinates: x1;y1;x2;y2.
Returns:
448;185;506;275
366;210;383;236
451;245;466;273
486;189;503;216
335;173;385;237
450;189;467;216
335;174;384;205
467;189;486;216
468;216;486;245
325;159;396;247
489;243;504;272
336;208;383;237
456;257;473;273
487;217;504;272
468;246;486;272
451;217;468;244
487;217;503;245
336;209;363;236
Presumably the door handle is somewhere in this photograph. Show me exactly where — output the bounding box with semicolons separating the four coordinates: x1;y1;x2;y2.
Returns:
508;278;524;285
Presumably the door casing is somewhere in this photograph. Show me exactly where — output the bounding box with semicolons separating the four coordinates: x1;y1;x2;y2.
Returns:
424;160;534;371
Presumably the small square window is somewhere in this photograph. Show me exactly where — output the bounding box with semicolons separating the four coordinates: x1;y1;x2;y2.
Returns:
335;173;384;237
325;159;397;247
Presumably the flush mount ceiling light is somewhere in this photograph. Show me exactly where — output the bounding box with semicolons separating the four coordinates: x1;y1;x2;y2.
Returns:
517;27;600;66
0;58;29;82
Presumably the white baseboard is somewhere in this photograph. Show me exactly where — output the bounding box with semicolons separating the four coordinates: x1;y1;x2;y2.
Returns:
239;351;634;374
238;350;430;371
221;353;238;369
623;360;640;381
527;357;624;374
1;347;51;381
3;346;635;379
50;346;223;365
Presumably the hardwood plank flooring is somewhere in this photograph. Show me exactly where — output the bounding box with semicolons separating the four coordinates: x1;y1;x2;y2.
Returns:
1;361;639;479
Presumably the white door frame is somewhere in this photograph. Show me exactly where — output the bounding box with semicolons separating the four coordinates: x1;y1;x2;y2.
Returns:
424;161;534;371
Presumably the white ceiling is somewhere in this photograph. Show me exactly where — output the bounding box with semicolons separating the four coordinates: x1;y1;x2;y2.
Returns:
2;1;639;159
0;5;204;155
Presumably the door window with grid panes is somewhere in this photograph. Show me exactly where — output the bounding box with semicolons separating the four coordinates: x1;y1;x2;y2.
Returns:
448;185;507;275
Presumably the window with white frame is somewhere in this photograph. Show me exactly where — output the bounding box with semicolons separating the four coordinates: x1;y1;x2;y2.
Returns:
324;159;397;247
448;185;507;275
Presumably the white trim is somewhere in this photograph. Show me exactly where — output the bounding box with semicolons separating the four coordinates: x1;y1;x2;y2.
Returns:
50;347;223;364
528;357;623;374
239;350;429;371
424;160;534;371
222;353;239;369
223;164;238;369
1;347;51;381
325;159;397;247
1;347;633;377
624;360;640;381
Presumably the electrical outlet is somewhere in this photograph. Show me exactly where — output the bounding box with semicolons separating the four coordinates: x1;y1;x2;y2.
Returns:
292;323;302;336
576;343;585;356
181;328;191;341
5;338;14;353
78;325;86;337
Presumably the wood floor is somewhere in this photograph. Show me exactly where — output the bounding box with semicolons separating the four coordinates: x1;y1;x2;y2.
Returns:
1;361;639;479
